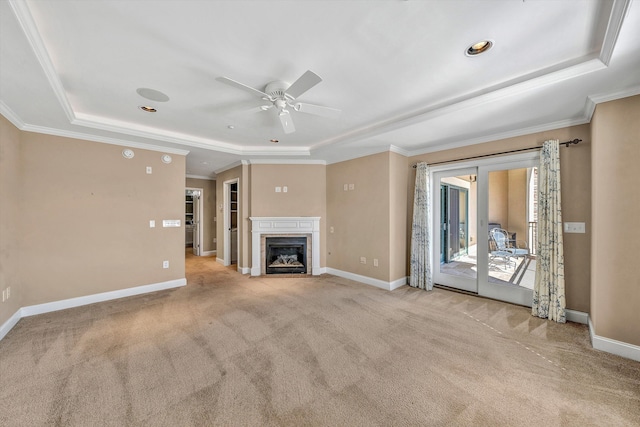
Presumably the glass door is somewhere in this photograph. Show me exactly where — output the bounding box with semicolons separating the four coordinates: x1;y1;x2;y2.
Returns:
433;168;478;293
476;156;538;306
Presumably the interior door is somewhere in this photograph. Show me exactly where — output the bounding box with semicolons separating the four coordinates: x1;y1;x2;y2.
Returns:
433;168;478;293
192;190;201;256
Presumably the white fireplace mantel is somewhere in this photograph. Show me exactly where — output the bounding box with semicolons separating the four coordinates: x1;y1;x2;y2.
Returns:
250;217;321;276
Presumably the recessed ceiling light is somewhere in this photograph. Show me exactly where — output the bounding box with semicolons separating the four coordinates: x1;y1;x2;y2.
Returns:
270;139;279;143
136;88;170;102
228;125;235;129
139;105;157;113
465;40;493;56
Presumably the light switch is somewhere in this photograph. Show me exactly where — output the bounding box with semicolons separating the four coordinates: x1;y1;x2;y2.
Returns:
146;166;152;174
149;220;155;228
343;184;348;191
275;186;282;193
349;184;355;190
564;222;586;233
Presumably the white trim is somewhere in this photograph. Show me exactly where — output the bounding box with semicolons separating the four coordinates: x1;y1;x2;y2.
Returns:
21;279;186;317
589;317;640;362
250;217;321;276
238;266;251;274
326;268;406;291
247;159;326;165
201;250;216;256
215;160;247;175
186;174;215;181
599;0;633;66
0;278;186;342
0;309;22;341
566;309;589;325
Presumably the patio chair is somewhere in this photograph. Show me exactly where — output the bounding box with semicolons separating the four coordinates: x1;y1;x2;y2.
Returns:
489;228;529;269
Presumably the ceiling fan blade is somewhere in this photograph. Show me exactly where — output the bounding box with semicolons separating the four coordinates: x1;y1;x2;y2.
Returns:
285;70;322;99
216;76;272;100
279;111;295;134
294;102;341;119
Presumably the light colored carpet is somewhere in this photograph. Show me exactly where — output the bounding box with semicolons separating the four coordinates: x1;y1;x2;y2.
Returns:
0;252;638;426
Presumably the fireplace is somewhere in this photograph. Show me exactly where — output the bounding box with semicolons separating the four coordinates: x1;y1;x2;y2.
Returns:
265;236;307;274
250;217;321;276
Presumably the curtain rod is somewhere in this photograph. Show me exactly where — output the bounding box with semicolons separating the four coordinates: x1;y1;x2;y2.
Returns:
412;138;582;168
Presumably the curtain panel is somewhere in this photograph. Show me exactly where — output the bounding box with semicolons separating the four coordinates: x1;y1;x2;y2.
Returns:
533;139;566;322
410;162;433;290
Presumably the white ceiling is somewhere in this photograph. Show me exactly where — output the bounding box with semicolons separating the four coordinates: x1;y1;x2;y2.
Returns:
2;0;639;178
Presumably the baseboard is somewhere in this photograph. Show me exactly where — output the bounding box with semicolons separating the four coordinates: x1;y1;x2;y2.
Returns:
239;266;250;274
589;317;640;362
0;309;22;341
565;309;589;325
201;250;216;256
216;257;226;266
314;267;327;275
20;278;187;318
325;268;406;291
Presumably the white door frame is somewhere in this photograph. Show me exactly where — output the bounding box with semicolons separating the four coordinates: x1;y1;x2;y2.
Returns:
431;151;539;306
222;178;239;267
186;187;204;256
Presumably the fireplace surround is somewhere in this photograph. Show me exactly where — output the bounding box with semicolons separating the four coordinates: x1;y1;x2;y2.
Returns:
250;217;321;276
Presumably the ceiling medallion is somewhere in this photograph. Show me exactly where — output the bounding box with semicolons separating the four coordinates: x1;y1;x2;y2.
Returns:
465;40;493;56
122;149;135;159
161;154;172;164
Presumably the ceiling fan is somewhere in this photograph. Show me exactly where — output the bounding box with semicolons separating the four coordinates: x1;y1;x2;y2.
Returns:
216;70;340;134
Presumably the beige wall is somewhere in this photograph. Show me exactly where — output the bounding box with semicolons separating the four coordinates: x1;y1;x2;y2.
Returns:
186;177;216;253
0;116;22;325
409;123;592;312
327;152;392;281
19;132;186;306
389;152;409;282
507;168;527;243
488;170;509;228
591;94;640;346
249;164;327;267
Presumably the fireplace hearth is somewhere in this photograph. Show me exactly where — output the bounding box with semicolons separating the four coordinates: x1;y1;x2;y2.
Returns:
265;236;307;274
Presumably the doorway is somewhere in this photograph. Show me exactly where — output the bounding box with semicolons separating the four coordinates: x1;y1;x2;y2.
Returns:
185;188;203;256
223;179;239;267
431;152;538;306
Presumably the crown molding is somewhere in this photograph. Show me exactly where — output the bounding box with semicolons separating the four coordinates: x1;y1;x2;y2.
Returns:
21;123;190;155
186;174;216;181
247;159;326;166
407;116;591;158
214;160;249;175
600;0;633;65
0;101;25;129
9;0;75;122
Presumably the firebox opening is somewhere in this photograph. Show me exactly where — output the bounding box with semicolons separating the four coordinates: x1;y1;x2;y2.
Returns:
265;236;307;274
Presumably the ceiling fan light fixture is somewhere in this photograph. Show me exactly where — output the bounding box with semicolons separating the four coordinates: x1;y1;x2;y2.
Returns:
465;40;493;56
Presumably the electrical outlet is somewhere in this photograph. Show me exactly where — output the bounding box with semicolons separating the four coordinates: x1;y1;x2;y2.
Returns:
283;186;288;193
213;238;217;243
373;259;379;267
343;184;348;191
163;260;169;269
149;220;155;228
146;166;152;174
